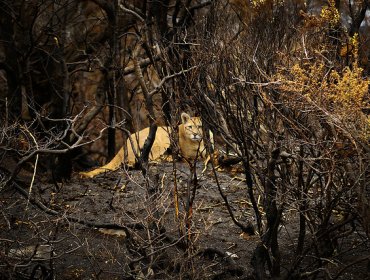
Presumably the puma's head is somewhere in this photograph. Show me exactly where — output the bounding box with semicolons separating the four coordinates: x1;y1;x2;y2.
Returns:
180;112;203;142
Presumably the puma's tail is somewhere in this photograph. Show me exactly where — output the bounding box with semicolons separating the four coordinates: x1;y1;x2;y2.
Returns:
79;147;125;178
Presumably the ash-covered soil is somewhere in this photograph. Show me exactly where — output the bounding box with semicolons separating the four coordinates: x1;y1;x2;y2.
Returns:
1;161;369;279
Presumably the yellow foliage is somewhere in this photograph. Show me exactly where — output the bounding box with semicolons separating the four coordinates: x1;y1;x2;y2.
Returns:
320;0;340;27
328;67;367;108
275;43;369;139
252;0;269;7
281;61;368;108
340;33;360;58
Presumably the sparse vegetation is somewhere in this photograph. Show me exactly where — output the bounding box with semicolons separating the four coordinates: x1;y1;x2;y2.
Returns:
1;0;369;279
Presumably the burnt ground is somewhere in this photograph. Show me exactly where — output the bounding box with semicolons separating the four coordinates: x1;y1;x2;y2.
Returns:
0;161;369;279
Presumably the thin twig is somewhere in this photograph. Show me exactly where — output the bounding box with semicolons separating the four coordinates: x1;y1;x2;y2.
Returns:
21;125;39;210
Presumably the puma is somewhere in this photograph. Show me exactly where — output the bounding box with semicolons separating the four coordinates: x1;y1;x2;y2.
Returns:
80;112;212;178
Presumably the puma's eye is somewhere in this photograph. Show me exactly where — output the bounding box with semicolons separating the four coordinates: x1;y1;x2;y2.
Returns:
188;125;192;129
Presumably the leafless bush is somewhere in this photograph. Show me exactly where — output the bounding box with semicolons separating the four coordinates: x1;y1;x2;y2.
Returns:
1;1;369;279
189;1;369;279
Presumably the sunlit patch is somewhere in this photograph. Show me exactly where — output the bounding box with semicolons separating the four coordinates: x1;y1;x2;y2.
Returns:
98;228;127;238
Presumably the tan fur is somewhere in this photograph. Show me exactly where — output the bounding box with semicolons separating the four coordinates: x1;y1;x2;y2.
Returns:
80;113;211;178
178;112;207;160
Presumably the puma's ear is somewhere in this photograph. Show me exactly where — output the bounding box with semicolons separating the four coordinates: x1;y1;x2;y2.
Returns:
181;112;191;124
